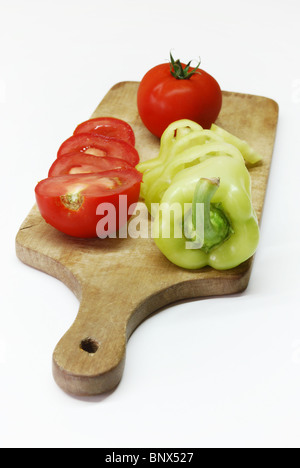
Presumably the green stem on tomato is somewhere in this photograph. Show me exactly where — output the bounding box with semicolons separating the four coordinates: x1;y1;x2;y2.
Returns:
169;52;201;80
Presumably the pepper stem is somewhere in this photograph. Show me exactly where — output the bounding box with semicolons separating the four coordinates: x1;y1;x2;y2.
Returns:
192;178;232;253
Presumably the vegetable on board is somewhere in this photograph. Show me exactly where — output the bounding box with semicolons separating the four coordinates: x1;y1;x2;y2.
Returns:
137;119;261;270
57;133;140;166
152;158;259;270
137;119;262;213
35;116;142;238
48;153;132;177
35;168;142;238
73;117;136;147
137;53;222;138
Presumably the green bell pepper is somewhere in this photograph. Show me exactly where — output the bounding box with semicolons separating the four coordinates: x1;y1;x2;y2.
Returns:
137;119;262;212
152;155;259;270
138;119;205;199
210;124;262;165
145;140;245;213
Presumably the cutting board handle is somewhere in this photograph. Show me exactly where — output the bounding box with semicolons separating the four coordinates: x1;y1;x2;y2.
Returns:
52;286;128;396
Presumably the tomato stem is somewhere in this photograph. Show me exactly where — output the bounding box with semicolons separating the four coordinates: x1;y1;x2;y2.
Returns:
169;52;201;80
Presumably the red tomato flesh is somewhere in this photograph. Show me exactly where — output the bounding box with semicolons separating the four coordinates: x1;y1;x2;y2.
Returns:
35;169;142;238
48;153;133;177
57;133;140;167
74;117;135;147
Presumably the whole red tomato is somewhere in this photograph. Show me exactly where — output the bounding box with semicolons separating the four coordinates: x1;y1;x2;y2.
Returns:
137;54;222;138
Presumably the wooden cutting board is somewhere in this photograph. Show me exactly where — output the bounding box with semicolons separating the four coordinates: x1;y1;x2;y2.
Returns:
15;82;279;396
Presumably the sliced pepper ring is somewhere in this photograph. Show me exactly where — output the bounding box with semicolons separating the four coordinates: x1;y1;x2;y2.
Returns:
144;141;245;210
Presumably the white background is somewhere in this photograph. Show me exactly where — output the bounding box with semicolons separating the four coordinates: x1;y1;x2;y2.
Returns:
1;0;300;449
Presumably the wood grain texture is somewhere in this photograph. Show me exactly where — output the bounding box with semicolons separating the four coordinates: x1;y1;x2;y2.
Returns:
15;82;279;396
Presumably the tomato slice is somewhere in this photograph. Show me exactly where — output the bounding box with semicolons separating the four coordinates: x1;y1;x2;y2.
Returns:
73;117;136;147
57;133;140;167
48;152;133;177
35;169;142;238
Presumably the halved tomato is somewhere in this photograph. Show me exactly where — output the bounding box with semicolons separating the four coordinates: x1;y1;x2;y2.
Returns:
73;117;135;147
48;153;133;177
57;133;140;167
35;169;142;238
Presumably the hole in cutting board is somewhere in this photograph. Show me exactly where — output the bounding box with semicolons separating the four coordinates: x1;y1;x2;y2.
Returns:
80;337;99;354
